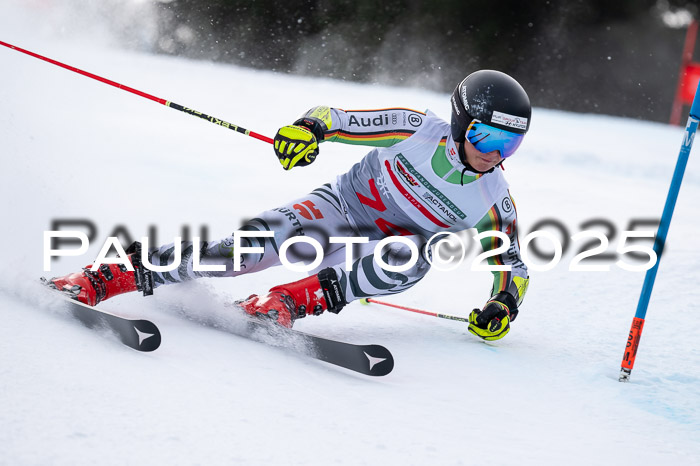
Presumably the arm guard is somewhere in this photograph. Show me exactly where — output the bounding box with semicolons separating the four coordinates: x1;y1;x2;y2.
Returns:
294;106;334;141
488;276;529;321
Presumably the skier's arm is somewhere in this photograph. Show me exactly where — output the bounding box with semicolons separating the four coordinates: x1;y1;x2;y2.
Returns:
304;106;426;147
468;192;529;340
273;106;426;170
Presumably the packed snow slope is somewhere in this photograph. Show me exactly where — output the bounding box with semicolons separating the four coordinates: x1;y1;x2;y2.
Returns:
1;7;700;466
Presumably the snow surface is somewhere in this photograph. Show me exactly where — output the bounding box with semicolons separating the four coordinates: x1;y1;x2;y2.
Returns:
1;2;700;465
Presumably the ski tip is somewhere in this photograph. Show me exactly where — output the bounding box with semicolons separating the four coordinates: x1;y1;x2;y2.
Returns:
131;321;162;352
363;345;394;376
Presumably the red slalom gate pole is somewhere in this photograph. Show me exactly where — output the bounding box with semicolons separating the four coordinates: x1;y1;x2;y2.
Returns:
361;297;468;323
0;40;273;145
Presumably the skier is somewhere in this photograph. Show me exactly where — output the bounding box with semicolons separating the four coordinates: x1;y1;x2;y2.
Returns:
47;70;531;341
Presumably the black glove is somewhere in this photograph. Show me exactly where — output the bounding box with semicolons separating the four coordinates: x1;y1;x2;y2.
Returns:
468;292;518;341
273;118;325;170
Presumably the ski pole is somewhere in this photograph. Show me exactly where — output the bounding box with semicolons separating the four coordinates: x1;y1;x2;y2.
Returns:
618;79;700;382
0;40;273;145
360;297;468;323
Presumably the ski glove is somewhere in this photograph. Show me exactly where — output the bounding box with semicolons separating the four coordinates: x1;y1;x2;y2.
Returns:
468;292;519;341
273;118;325;170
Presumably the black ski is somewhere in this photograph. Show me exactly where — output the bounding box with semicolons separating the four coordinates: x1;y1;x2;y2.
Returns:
241;320;394;376
54;293;161;352
41;280;387;371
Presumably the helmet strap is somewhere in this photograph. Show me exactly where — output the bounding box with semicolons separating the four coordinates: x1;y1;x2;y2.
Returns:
457;142;496;175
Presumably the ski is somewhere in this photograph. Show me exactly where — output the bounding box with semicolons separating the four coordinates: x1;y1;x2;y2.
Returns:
47;290;161;352
240;320;394;376
40;279;387;371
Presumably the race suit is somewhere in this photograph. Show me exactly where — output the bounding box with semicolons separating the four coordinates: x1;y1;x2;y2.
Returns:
148;106;529;308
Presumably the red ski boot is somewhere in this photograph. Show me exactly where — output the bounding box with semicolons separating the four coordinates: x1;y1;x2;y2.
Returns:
45;242;154;306
237;268;345;328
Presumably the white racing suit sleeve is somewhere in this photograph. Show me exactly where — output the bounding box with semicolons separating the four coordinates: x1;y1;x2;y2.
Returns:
472;190;529;308
300;106;428;148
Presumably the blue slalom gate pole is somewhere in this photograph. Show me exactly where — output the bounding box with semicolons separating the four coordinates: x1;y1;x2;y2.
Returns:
619;81;700;382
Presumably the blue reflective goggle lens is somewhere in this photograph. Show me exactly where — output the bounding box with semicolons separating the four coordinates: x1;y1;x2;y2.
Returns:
466;121;524;159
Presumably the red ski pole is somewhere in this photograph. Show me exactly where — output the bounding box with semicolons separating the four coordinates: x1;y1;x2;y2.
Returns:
0;40;273;145
360;297;468;323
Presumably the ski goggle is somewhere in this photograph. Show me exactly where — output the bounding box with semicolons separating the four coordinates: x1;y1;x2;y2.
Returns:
466;120;525;159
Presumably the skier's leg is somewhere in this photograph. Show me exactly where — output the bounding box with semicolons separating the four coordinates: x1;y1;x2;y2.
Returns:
236;268;345;328
323;235;431;302
46;184;351;305
148;183;352;285
240;235;431;327
45;242;153;306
